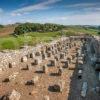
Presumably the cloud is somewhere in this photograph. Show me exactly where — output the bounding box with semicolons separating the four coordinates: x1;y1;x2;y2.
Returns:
66;2;100;8
66;13;100;25
66;2;100;13
11;13;22;16
41;11;100;25
45;16;68;21
0;8;3;14
12;0;61;15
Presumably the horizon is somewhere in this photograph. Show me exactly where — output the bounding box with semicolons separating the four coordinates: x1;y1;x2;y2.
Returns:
0;0;100;25
2;22;100;26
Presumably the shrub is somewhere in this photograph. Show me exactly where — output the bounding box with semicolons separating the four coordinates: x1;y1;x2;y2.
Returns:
97;32;100;35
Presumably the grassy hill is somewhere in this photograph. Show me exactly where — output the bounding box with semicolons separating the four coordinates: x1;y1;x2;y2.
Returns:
0;24;99;50
0;25;17;37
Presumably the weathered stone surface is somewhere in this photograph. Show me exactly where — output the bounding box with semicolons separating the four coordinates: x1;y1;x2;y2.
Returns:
33;58;42;65
35;51;41;56
30;52;35;58
0;90;21;100
9;90;21;100
78;70;82;79
9;72;19;81
21;56;28;62
25;80;34;85
58;80;65;92
58;67;63;76
32;76;39;84
43;65;48;74
0;68;3;72
68;64;76;70
9;62;16;68
2;78;10;82
96;87;100;94
48;59;56;66
81;82;88;97
61;60;69;68
21;64;29;70
78;60;83;65
43;95;50;100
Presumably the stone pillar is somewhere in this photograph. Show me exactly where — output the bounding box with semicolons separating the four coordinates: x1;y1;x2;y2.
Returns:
21;56;28;62
48;59;57;66
43;65;48;74
30;52;35;58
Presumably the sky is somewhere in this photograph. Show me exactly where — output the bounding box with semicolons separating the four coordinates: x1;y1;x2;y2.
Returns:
0;0;100;25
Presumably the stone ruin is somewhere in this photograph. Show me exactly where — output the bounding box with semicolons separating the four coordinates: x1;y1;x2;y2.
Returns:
0;90;21;100
0;36;87;71
0;35;100;100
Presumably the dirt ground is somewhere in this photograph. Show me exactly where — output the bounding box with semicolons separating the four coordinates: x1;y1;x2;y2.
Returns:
0;26;15;37
0;41;100;100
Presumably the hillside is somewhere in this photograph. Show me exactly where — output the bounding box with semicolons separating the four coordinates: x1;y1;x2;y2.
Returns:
0;25;17;37
0;23;99;50
0;24;99;37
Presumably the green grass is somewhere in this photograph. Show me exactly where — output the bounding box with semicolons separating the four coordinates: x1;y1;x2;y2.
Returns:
0;32;61;50
0;28;99;50
64;26;99;35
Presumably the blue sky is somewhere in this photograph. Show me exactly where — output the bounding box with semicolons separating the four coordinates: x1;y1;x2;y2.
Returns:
0;0;100;25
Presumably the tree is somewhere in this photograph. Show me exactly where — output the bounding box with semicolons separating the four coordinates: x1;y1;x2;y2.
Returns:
97;32;100;35
0;24;4;28
14;23;65;35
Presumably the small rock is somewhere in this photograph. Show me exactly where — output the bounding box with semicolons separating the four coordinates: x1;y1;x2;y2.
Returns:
44;95;50;100
9;90;21;100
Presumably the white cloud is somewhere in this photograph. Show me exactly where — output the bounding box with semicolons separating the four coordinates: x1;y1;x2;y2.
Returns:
11;13;22;16
41;12;100;25
45;16;68;21
12;0;61;15
66;2;100;8
66;13;100;25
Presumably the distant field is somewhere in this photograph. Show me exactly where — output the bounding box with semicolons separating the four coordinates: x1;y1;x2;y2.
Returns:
64;26;99;35
0;25;99;50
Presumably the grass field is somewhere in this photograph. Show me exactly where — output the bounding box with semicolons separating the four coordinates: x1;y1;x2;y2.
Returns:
0;32;62;50
64;26;99;35
0;26;99;50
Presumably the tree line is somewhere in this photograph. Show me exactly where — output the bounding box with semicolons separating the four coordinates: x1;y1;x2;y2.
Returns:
14;23;66;35
0;25;4;28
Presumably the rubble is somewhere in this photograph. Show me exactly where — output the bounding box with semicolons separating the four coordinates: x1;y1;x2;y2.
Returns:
0;90;21;100
9;90;21;100
9;72;19;81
